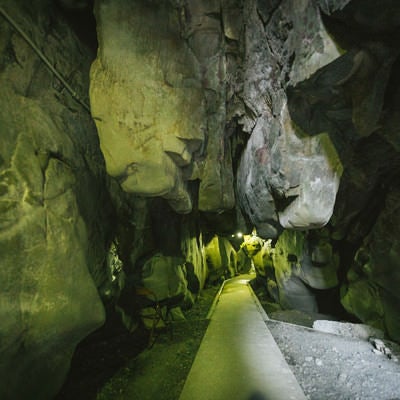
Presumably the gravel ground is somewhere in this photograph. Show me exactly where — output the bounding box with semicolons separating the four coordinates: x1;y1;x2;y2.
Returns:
267;316;400;400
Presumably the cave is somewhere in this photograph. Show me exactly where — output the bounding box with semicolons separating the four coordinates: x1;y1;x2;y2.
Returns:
1;0;400;399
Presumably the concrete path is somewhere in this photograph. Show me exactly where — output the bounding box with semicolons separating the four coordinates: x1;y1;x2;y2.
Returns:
179;275;307;400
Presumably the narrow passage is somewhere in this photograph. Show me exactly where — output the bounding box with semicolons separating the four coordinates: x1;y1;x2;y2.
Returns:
179;275;307;400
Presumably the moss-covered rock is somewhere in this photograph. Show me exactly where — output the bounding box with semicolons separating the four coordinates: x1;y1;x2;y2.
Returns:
272;230;339;312
205;235;237;284
341;187;400;341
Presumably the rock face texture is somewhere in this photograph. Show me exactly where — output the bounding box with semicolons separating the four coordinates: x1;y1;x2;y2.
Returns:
0;3;211;397
217;0;400;342
236;0;344;238
281;0;400;340
2;0;400;398
205;235;237;284
273;230;339;312
90;0;236;213
0;2;111;398
342;187;400;341
90;0;205;213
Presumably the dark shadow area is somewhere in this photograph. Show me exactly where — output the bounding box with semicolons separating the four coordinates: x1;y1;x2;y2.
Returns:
248;391;271;400
55;284;220;400
313;286;359;322
250;276;358;325
55;307;149;400
54;0;98;53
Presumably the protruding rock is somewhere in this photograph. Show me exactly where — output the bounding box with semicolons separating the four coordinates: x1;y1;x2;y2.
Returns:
90;0;205;213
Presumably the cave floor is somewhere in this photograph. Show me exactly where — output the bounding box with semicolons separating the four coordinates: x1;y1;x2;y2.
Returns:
57;277;400;400
179;275;307;400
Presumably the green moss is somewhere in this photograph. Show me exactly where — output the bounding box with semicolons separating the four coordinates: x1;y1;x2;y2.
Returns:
341;280;385;331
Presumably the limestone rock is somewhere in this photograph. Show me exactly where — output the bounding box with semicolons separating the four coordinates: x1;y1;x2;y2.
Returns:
205;235;237;284
313;320;385;341
276;120;343;230
180;219;208;290
141;254;193;309
90;0;236;213
272;230;339;312
243;236;274;279
237;0;343;236
316;0;351;14
90;0;205;213
186;0;235;211
288;44;399;142
0;4;118;398
236;247;252;274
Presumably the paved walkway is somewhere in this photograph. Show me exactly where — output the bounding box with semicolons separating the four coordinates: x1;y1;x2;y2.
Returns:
179;275;307;400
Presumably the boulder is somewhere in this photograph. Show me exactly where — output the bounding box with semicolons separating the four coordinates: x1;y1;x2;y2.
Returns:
236;0;343;236
272;230;339;312
141;253;193;310
236;248;252;274
313;320;384;341
141;254;185;300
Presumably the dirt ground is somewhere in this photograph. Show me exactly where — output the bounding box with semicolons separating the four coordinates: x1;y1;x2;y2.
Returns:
57;279;400;400
56;285;219;400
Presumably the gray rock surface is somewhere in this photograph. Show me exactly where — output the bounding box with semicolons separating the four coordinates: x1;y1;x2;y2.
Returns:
313;320;385;341
236;0;343;236
268;319;400;400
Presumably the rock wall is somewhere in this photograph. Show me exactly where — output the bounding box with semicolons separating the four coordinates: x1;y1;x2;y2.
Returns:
205;235;237;284
236;0;344;238
0;2;119;398
2;0;400;397
236;0;400;340
112;196;209;330
342;187;400;341
89;0;237;213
